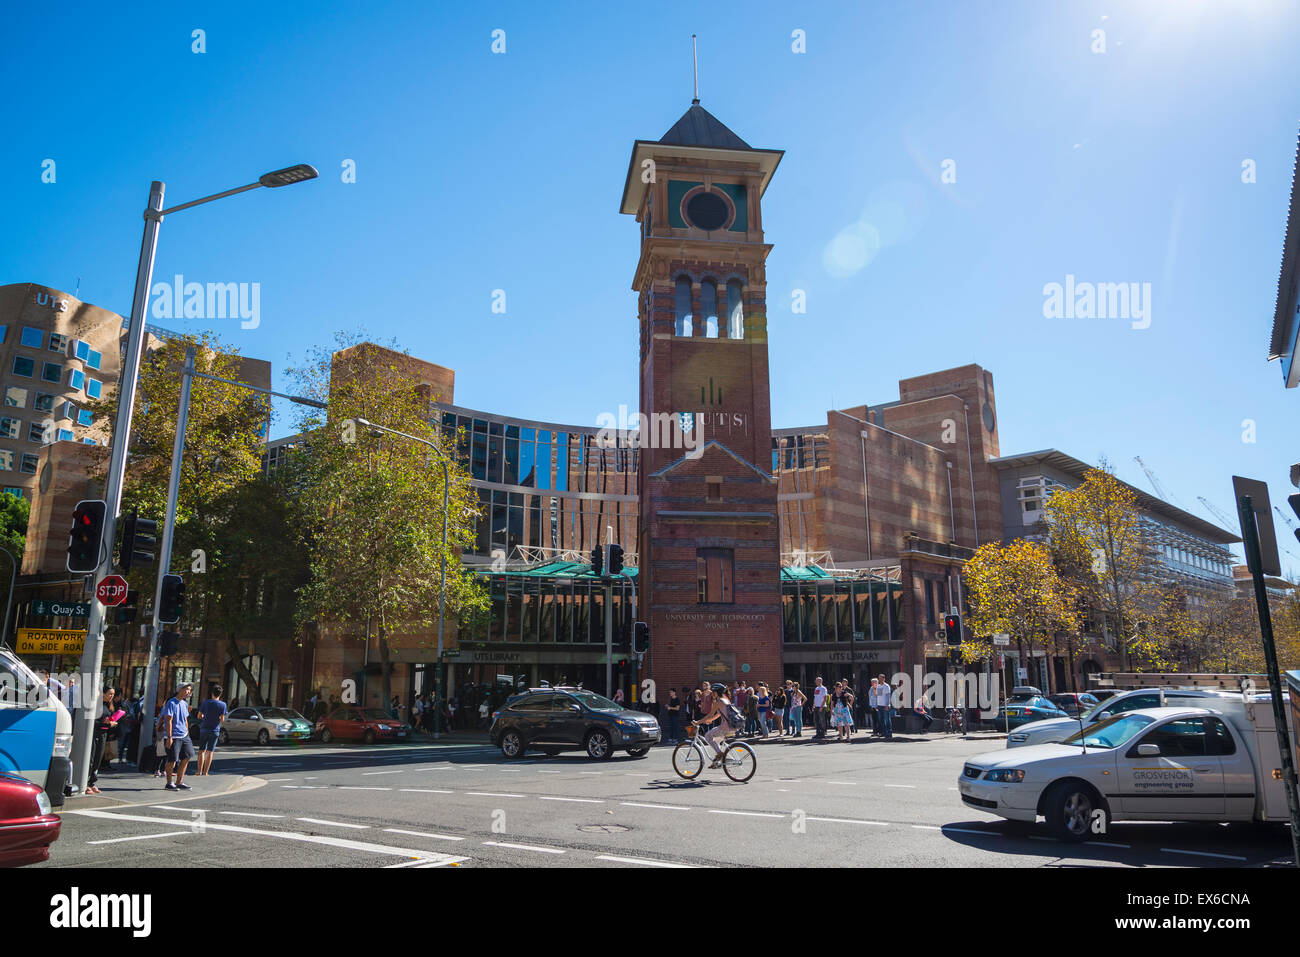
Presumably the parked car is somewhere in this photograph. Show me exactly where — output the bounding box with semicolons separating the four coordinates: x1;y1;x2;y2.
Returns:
1048;693;1100;717
993;695;1068;729
0;770;61;866
1006;687;1239;748
219;707;315;745
490;687;660;760
315;708;409;744
959;699;1297;841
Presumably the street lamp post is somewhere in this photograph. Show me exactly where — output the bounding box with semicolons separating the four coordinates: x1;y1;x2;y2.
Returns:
136;345;326;766
70;165;318;793
354;419;451;739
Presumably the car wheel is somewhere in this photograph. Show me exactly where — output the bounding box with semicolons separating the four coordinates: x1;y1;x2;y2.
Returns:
626;747;650;757
1043;780;1102;843
218;728;228;746
320;728;333;744
363;729;376;745
585;729;613;760
500;730;526;758
257;729;270;745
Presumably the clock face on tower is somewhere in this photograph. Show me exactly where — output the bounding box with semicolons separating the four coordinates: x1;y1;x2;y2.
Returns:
684;190;730;231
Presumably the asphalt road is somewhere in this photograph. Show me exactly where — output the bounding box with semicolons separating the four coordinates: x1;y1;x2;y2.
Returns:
41;732;1295;868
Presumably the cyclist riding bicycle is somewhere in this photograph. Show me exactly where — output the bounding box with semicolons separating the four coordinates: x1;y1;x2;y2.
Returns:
696;683;739;767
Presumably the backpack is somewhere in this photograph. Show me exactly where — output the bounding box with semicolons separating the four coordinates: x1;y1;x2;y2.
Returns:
723;701;744;728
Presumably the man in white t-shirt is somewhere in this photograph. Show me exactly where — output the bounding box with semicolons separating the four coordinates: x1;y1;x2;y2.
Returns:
811;677;830;739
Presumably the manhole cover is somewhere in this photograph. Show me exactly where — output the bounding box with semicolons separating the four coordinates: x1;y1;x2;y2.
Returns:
578;824;629;833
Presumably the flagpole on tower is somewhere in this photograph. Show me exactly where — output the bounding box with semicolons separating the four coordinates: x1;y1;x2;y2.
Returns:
691;34;699;104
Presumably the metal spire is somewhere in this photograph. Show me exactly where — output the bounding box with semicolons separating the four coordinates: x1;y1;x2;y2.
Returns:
691;34;699;105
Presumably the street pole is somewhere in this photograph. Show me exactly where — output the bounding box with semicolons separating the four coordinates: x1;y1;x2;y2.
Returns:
0;545;17;650
1238;494;1300;867
137;346;194;766
70;181;165;793
604;581;614;698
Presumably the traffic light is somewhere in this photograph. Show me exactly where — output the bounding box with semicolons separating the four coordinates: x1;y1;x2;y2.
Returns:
159;574;184;624
633;620;650;654
590;545;603;576
945;614;963;646
1289;493;1300;546
158;630;179;657
114;590;139;625
118;511;157;572
608;544;624;576
66;499;107;573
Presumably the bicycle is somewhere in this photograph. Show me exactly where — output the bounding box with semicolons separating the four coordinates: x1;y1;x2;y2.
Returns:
672;723;756;783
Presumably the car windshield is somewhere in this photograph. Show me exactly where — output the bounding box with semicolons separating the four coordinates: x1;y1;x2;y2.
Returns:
566;690;622;712
1061;712;1156;749
360;709;395;721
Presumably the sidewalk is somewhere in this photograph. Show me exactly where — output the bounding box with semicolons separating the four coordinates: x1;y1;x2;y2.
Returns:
58;769;257;811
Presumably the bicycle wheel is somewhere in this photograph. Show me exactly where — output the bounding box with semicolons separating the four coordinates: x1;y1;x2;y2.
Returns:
722;742;756;783
672;741;704;779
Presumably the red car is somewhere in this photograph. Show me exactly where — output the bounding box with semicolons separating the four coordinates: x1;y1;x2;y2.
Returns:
0;770;61;866
315;707;409;744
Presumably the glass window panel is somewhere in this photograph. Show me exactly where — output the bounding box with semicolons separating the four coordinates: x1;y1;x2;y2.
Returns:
701;281;718;338
4;387;26;408
0;451;12;471
20;328;43;348
86;379;102;399
504;437;519;483
20;454;38;474
674;278;693;337
555;433;568;491
41;362;62;383
727;280;744;339
537;444;551;490
519;440;535;485
488;434;503;483
11;357;33;378
68;369;85;390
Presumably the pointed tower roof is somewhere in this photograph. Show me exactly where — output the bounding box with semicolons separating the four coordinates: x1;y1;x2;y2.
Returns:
620;102;782;215
658;103;751;150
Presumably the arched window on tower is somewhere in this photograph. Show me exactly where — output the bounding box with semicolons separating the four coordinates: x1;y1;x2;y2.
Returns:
701;280;719;338
674;277;693;337
726;280;745;339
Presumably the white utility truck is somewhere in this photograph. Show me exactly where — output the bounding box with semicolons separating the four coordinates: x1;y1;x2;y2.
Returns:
958;687;1296;841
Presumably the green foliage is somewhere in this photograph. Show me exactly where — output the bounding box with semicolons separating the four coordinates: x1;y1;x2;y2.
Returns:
0;492;29;567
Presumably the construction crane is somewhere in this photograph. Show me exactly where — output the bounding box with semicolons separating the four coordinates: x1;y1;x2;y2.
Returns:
1198;496;1236;530
1133;456;1168;500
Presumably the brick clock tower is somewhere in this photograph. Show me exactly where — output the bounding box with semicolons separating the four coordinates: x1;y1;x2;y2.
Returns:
620;100;784;693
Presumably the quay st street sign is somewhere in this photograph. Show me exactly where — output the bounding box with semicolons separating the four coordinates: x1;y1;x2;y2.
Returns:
32;599;91;618
17;628;87;656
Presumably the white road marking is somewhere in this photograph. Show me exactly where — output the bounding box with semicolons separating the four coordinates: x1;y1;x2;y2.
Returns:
1161;848;1247;862
806;816;889;826
340;786;391;791
624;772;651;776
465;792;524;798
708;809;784;819
265;779;293;783
220;812;283;819
148;805;203;812
911;825;942;831
297;817;370;830
825;781;857;786
384;828;465;842
621;802;690;811
596;855;697;868
70;809;467;864
941;826;1000;837
1086;841;1131;849
362;770;405;776
579;771;603;775
482;841;565;854
539;796;604;804
88;830;193;845
399;788;454;794
883;784;916;789
535;770;562;774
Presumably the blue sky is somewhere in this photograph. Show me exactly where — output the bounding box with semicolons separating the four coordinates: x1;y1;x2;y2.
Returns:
3;1;1299;569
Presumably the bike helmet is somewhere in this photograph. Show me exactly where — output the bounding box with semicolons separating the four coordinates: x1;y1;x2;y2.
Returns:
710;683;727;694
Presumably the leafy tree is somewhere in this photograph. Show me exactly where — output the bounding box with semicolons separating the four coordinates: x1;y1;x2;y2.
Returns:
959;538;1081;693
1045;466;1156;670
287;333;487;710
86;332;283;697
0;491;29;568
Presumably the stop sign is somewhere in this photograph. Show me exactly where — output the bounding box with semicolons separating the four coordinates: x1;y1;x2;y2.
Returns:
96;575;128;606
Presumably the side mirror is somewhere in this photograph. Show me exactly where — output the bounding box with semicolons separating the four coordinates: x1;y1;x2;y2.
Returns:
569;704;581;713
250;714;261;721
1137;743;1160;757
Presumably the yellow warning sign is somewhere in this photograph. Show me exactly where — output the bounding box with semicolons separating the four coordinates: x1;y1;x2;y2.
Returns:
17;628;86;656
